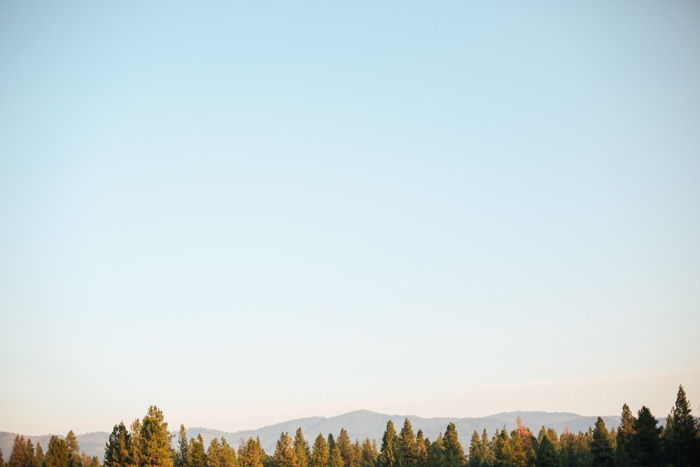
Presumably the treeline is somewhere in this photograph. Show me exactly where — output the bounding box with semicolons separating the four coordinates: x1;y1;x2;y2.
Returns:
102;386;698;467
1;431;100;467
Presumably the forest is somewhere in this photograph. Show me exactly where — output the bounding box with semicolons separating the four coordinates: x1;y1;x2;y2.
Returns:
2;385;698;467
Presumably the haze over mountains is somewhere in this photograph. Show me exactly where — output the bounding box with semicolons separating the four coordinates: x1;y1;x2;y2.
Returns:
0;409;620;461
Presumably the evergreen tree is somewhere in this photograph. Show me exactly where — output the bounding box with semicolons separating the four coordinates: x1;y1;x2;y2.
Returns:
630;406;662;466
326;437;335;457
25;440;36;467
468;431;483;467
310;435;329;467
398;420;418;467
273;433;299;467
443;424;465;467
480;430;493;467
378;422;398;467
237;439;263;467
327;447;342;467
175;426;189;467
130;420;142;467
104;422;135;467
492;430;513;467
415;431;427;467
615;404;634;467
219;439;236;467
359;440;376;467
90;459;101;467
336;430;353;467
8;436;31;467
66;432;81;467
535;436;559;467
590;418;613;467
207;439;222;467
139;406;173;467
293;430;309;467
426;435;445;467
34;445;44;467
45;437;70;467
188;436;206;467
666;385;699;466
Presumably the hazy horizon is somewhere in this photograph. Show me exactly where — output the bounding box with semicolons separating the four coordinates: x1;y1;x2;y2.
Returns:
1;1;699;437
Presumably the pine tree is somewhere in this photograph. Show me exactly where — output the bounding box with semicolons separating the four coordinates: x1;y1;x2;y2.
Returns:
398;420;418;467
273;433;299;467
35;445;44;467
535;436;559;467
480;430;493;467
492;429;512;467
293;429;309;467
327;447;342;467
336;430;353;467
104;422;135;467
8;436;31;467
207;439;222;467
467;431;483;467
90;458;101;467
45;437;70;467
188;436;206;467
175;426;188;467
26;440;36;467
378;422;398;467
615;404;634;467
666;385;699;466
630;406;662;466
590;418;613;467
219;439;236;467
310;435;329;467
66;432;81;467
237;439;263;467
415;431;427;467
326;437;335;457
426;435;445;467
139;406;173;467
443;424;465;467
131;420;142;467
359;440;376;467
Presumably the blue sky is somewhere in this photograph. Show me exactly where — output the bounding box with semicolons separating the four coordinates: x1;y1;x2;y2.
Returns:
1;1;699;435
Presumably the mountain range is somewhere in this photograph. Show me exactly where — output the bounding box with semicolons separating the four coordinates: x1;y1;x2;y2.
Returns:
0;409;620;461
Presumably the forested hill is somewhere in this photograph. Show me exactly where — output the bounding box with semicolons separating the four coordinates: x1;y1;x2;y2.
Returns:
0;410;618;460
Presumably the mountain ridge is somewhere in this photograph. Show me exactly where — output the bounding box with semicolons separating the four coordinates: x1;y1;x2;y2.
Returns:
0;409;620;461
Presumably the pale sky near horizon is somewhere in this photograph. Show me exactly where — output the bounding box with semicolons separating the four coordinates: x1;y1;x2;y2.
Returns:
1;1;699;436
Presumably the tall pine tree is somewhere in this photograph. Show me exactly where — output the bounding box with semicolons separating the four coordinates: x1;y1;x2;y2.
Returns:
630;406;662;467
273;433;299;467
310;435;328;467
590;418;613;467
665;385;699;466
442;424;465;467
104;422;135;467
293;429;309;467
398;420;418;467
139;406;173;467
378;422;398;467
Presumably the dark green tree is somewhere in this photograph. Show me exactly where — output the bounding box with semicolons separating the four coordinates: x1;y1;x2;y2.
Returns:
293;430;309;467
665;385;699;466
535;436;559;467
426;435;445;467
630;406;662;466
398;420;418;467
45;437;70;467
104;422;135;467
310;435;329;467
615;404;634;467
492;430;513;467
273;433;299;467
443;424;465;467
590;418;613;467
378;422;398;467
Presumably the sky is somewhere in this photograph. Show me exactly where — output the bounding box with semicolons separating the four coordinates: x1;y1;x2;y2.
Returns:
1;1;699;436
